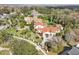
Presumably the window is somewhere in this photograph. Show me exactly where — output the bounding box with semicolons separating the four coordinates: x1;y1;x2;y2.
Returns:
45;34;49;38
50;34;52;36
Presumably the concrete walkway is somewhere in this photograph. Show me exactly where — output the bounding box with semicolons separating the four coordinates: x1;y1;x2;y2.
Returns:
13;36;47;55
0;47;12;55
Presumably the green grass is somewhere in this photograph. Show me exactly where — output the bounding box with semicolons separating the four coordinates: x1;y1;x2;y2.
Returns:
6;28;16;35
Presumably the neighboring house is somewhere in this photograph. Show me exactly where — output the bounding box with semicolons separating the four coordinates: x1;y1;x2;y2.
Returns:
0;14;6;19
24;10;43;24
0;13;10;19
0;14;4;19
34;22;45;29
34;22;46;33
0;12;16;19
24;16;43;24
31;10;43;18
0;25;9;30
68;47;79;55
24;17;34;24
59;44;79;55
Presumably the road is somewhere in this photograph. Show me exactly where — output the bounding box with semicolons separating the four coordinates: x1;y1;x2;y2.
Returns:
13;36;47;55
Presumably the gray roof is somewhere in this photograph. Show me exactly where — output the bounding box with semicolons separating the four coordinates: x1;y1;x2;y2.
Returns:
68;47;79;55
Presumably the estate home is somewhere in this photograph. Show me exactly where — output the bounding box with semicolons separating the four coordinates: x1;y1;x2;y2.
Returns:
41;26;63;47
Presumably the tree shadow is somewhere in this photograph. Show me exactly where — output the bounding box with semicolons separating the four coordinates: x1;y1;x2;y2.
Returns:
58;46;72;55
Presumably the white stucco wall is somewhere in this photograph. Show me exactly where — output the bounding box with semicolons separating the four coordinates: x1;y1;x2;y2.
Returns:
34;25;44;29
43;32;56;42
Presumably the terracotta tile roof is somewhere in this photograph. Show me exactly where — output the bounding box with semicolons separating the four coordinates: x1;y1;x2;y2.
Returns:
50;27;59;32
37;18;43;20
42;27;50;32
37;26;60;33
34;22;45;26
42;27;59;33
